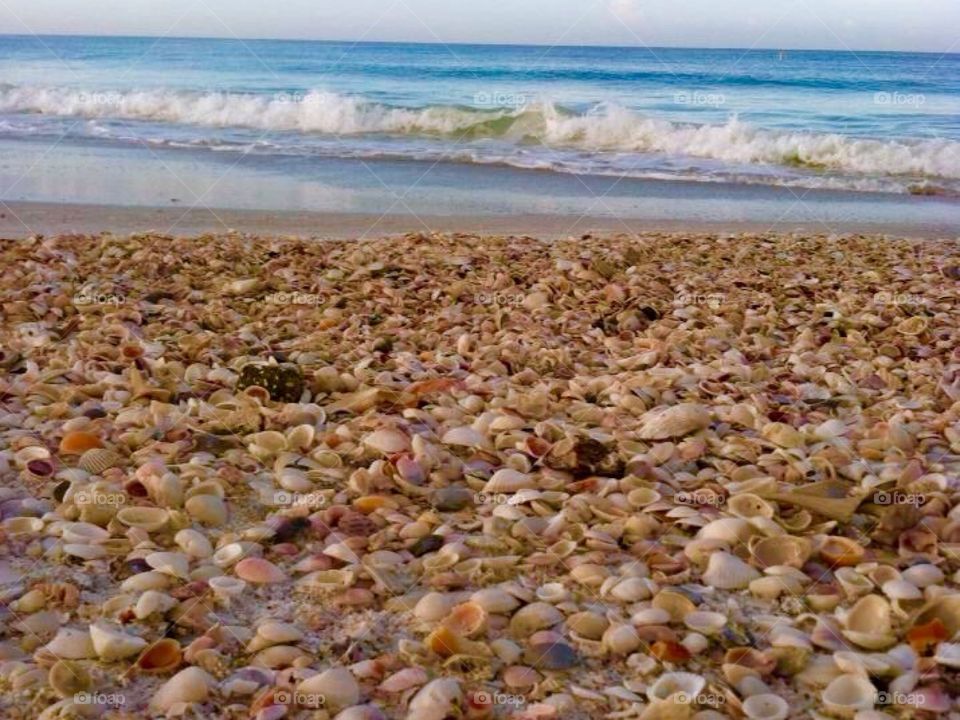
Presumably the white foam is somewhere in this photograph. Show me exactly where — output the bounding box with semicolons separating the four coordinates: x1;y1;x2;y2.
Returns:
0;85;957;181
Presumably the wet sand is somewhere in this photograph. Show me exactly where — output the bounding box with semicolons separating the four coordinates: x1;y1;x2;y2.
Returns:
1;200;958;240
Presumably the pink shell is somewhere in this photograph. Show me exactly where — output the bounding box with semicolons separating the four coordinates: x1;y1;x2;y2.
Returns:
379;667;428;693
235;557;288;584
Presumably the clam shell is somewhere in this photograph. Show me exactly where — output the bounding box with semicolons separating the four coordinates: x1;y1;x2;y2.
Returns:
77;448;122;475
684;611;727;635
364;429;411;454
821;674;877;717
742;693;789;720
702;551;761;589
647;671;706;703
728;493;775;519
48;660;91;698
146;551;191;579
235;557;287;584
185;494;228;525
149;666;215;712
297;667;360;712
43;628;95;659
749;535;811;569
136;638;182;673
637;404;711;439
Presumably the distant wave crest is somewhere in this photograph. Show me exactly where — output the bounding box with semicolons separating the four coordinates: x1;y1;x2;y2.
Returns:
1;85;958;181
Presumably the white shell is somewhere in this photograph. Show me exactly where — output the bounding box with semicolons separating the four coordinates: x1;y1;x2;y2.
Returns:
149;667;216;712
684;611;727;635
647;671;706;703
701;551;760;590
43;628;95;659
89;621;147;661
297;667;360;712
933;642;960;668
406;678;462;720
175;529;214;559
134;590;177;619
483;468;536;493
470;588;520;614
363;429;410;454
742;693;789;720
146;551;191;579
821;674;877;716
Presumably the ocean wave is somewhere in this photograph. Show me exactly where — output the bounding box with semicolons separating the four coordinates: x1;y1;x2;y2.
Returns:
1;85;958;180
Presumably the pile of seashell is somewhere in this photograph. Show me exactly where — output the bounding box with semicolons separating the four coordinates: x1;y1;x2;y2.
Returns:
0;230;959;719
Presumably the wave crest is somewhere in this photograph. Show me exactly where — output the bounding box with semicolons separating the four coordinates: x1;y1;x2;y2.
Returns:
0;85;957;180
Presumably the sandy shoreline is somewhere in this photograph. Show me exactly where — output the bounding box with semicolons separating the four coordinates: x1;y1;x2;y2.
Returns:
1;201;958;240
1;230;959;719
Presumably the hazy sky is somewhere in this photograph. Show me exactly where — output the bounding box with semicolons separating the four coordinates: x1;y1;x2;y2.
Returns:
0;0;957;52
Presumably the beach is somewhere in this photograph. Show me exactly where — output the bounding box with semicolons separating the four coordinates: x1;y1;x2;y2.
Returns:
1;228;959;718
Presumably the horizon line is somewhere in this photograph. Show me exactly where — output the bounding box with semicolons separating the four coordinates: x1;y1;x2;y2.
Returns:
0;31;953;55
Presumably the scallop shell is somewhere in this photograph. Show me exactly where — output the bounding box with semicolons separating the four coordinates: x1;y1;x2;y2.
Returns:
58;431;103;455
77;448;122;475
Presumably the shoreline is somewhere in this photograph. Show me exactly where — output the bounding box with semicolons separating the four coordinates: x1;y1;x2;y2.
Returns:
2;201;958;240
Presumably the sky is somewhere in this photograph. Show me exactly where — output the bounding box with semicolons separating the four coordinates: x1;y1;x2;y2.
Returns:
0;0;957;52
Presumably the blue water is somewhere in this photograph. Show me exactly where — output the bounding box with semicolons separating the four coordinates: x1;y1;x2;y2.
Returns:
0;35;959;197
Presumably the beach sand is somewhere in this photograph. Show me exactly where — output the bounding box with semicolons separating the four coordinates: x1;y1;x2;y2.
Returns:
1;229;959;719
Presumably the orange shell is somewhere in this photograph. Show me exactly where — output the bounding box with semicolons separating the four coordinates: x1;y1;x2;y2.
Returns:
58;431;104;455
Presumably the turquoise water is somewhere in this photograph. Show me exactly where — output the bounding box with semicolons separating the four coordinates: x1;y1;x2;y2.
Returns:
0;35;958;219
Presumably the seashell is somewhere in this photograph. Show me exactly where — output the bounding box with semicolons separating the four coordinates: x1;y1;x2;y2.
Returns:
89;621;147;661
136;638;182;673
286;424;316;451
61;522;110;544
835;567;874;599
116;506;169;532
297;667;359;712
208;575;246;602
48;660;91;699
749;535;811;569
414;592;457;622
819;536;865;567
185;494;228;526
3;517;44;536
684;611;727;635
407;678;462;720
252;644;309;668
602;624;642;655
567;611;609;640
235;557;287;584
761;422;806;448
509;602;563;637
647;671;706;703
77;448;122;475
134;590;177;619
742;694;789;720
695;518;755;544
146;551;191;579
442;601;487;637
247;621;304;652
881;579;921;601
701;551;760;589
523;641;578;670
632;608;672;626
364;429;411;454
43;628;95;659
483;468;536;493
728;493;775;519
842;595;895;649
175;528;213;558
569;563;609;587
652;590;697;622
627;487;662;508
58;432;103;455
149;666;215;713
471;587;520;615
902;564;943;588
637;404;711;440
380;667;428;693
821;674;877;717
897;316;927;335
610;577;653;602
441;426;489;449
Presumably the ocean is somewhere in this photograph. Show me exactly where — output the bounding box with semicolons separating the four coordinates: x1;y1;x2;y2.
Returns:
0;35;958;226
